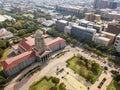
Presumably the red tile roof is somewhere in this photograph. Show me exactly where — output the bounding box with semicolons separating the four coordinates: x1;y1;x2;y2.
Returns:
12;44;19;50
47;37;65;48
0;51;35;71
1;37;65;71
19;37;34;51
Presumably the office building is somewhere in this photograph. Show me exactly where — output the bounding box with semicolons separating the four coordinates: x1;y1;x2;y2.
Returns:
79;19;103;32
71;25;96;40
56;20;68;32
93;0;109;9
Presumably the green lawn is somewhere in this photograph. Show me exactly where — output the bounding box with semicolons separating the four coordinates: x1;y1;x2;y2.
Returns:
0;47;11;61
29;77;65;90
67;56;103;83
107;80;120;90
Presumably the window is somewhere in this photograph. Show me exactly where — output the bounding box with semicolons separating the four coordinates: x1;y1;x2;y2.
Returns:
117;37;120;40
114;44;117;46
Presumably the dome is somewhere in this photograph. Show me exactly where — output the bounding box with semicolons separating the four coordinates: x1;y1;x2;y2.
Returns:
35;30;43;37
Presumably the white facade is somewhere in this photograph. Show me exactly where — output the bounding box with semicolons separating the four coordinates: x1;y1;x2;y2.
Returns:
6;56;35;76
64;26;71;35
0;28;13;39
50;42;66;52
114;34;120;52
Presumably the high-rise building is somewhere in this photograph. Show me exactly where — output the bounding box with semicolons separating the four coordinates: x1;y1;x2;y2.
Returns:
93;0;109;9
93;0;100;9
109;2;118;9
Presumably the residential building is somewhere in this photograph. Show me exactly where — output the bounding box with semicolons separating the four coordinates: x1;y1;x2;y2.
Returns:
114;34;120;52
71;25;96;40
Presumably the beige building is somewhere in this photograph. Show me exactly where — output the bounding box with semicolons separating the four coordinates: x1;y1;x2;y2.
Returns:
93;31;116;46
85;13;101;22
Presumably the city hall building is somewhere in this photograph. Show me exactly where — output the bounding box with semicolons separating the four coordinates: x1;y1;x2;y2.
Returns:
0;30;66;77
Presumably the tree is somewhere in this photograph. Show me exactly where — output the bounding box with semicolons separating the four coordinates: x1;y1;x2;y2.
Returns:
108;48;116;55
0;48;4;58
18;29;27;37
91;63;100;75
87;72;94;83
59;83;66;90
52;77;60;85
0;76;6;85
50;86;57;90
71;39;77;45
108;55;116;61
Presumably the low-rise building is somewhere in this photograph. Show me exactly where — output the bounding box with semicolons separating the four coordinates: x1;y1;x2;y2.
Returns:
1;30;66;77
0;15;15;22
42;20;55;27
114;34;120;52
0;28;13;39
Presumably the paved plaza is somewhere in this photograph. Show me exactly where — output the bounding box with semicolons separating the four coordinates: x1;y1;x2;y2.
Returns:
4;45;114;90
64;75;88;90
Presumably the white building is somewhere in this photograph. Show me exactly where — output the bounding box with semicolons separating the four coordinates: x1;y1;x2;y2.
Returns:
0;28;13;39
114;34;120;52
0;15;15;22
100;9;120;20
64;26;71;35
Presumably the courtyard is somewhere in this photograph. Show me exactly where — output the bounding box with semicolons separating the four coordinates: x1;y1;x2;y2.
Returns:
29;76;66;90
107;80;120;90
66;55;103;83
